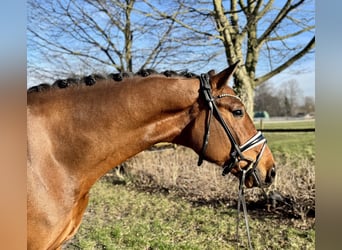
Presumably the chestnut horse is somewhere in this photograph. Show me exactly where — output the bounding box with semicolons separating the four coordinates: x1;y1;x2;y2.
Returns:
27;62;276;249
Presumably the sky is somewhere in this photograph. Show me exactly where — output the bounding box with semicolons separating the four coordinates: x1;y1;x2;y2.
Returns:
269;59;315;98
26;59;315;98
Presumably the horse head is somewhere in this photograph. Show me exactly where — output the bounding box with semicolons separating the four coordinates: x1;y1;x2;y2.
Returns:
176;62;276;188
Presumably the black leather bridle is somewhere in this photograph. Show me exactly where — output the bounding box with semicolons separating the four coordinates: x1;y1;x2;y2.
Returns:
197;73;267;187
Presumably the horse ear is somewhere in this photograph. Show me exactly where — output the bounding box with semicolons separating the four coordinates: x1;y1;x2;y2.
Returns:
210;61;240;90
207;69;216;77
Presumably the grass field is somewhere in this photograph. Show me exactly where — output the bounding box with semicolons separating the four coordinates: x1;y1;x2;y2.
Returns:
63;119;315;249
255;119;315;161
65;182;314;250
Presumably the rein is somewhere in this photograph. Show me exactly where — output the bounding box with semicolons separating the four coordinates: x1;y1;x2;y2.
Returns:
237;169;252;249
197;73;268;249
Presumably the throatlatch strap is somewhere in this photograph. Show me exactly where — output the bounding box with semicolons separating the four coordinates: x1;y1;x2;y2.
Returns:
198;74;214;166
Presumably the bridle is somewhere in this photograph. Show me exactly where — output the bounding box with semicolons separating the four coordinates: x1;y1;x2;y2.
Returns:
197;73;267;188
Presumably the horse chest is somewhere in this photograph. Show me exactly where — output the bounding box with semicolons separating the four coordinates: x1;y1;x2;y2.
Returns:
52;193;90;249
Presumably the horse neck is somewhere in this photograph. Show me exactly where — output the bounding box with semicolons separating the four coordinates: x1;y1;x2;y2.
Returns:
29;77;200;188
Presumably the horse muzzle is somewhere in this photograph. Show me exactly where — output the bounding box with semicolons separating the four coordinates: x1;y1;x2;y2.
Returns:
223;156;276;188
247;164;276;188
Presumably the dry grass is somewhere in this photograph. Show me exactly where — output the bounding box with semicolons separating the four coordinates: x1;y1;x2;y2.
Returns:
106;145;315;229
64;139;315;249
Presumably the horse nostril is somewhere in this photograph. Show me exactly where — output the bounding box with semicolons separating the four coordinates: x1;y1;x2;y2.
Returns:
265;166;276;184
270;167;276;178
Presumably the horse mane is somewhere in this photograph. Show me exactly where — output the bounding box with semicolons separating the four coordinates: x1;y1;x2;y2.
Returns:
27;69;199;93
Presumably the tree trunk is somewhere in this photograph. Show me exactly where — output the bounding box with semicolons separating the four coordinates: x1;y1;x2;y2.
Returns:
125;0;134;72
233;73;255;117
212;0;255;117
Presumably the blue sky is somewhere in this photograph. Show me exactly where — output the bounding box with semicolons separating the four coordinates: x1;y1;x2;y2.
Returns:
268;59;315;97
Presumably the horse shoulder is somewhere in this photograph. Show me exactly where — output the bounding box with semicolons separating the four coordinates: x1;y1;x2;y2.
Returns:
27;107;89;248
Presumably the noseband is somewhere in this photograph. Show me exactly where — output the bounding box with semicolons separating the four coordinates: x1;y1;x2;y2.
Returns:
197;73;267;187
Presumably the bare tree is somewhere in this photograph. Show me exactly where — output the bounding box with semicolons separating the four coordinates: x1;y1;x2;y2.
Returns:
254;81;282;116
302;96;315;114
27;0;206;84
147;0;315;114
28;0;315;116
277;79;303;116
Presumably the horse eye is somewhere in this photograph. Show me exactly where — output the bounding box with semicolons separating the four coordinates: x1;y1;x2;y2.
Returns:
232;109;243;117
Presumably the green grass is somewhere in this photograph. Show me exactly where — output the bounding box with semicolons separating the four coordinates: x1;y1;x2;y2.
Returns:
265;132;315;161
255;119;315;162
64;181;314;250
254;119;315;130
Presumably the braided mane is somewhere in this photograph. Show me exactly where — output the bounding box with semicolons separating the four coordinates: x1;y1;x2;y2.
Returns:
27;69;199;93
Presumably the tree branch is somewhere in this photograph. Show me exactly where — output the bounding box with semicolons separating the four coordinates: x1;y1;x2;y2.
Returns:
213;0;239;62
255;36;315;85
139;10;178;69
142;0;217;38
266;25;315;41
257;0;305;46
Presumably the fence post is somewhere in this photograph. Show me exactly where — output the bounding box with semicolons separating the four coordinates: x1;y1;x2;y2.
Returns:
260;119;264;130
